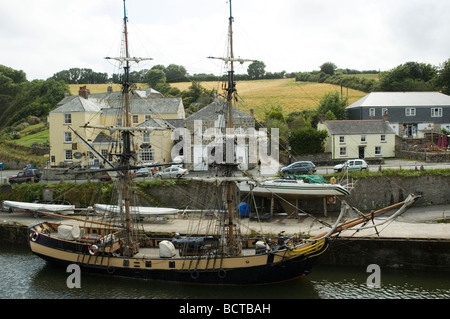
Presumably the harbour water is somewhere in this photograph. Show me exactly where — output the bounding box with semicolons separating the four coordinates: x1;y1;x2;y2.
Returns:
1;244;448;300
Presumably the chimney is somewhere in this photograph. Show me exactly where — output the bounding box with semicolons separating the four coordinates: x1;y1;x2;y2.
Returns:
79;85;89;99
383;109;389;122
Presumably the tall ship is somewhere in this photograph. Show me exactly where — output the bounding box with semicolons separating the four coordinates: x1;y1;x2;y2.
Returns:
26;0;419;285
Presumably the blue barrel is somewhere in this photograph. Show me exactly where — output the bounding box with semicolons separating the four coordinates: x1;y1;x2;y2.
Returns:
238;202;250;218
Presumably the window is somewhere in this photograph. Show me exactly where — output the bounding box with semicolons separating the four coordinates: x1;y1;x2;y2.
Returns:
65;150;73;160
143;132;150;143
339;147;347;157
132;115;139;124
64;114;71;124
375;146;382;156
139;149;154;162
381;134;386;142
101;149;108;158
117;117;122;126
361;135;366;143
145;114;152;121
64;132;72;143
369;108;375;117
339;136;345;144
405;108;416;116
431;108;442;117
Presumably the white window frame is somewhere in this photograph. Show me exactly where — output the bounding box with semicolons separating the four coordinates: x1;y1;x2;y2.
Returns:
405;108;416;116
64;132;72;143
361;135;367;143
139;149;154;162
431;107;442;117
339;147;347;157
375;146;382;156
339;136;345;144
65;149;73;161
143;132;150;143
64;113;72;124
369;108;375;117
132;114;139;124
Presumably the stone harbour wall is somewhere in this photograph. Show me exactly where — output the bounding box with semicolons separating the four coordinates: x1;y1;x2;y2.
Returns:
346;175;450;211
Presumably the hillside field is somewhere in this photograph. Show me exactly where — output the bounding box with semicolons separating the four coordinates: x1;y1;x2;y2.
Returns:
69;79;366;121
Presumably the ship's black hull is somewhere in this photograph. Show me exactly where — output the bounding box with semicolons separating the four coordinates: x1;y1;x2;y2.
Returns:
28;225;328;285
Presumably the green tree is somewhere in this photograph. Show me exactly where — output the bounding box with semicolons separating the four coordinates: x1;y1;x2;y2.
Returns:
181;82;214;113
320;62;337;76
165;64;188;83
317;91;347;120
247;61;266;79
288;127;328;155
377;61;437;91
146;69;166;88
436;59;450;95
264;104;285;123
0;79;69;128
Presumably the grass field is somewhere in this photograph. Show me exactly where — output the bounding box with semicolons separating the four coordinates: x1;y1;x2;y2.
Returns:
69;78;367;121
171;78;366;120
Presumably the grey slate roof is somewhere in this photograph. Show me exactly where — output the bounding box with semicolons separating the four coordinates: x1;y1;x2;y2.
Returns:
101;97;182;115
185;99;253;121
322;120;395;135
347;92;450;109
51;94;182;116
50;96;105;113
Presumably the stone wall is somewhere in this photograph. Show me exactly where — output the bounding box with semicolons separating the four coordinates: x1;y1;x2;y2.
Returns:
346;175;450;211
319;237;450;271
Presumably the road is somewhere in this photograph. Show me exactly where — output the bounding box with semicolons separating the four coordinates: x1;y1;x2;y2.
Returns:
1;158;450;184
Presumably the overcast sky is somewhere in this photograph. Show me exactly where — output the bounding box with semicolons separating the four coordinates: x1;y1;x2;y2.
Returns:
2;0;450;80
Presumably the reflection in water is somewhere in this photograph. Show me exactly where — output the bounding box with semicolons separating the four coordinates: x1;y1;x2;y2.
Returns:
1;245;449;299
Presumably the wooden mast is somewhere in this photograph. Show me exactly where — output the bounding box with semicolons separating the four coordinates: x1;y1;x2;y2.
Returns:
208;1;256;255
121;0;134;256
104;2;151;256
224;0;255;254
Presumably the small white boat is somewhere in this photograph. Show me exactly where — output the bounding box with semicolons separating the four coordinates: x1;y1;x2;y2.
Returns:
238;178;350;198
2;200;75;215
94;203;178;216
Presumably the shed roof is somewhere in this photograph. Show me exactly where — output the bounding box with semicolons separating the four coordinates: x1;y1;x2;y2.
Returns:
347;92;450;109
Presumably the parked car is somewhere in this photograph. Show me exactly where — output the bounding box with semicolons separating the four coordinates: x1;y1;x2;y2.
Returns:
99;173;112;182
135;167;149;177
154;166;189;179
280;161;316;175
334;159;368;172
8;169;41;184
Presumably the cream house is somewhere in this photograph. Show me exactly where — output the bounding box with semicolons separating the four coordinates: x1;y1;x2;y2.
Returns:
48;86;185;168
318;120;396;160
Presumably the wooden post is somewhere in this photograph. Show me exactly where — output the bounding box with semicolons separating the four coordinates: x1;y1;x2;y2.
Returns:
270;195;274;217
323;197;328;217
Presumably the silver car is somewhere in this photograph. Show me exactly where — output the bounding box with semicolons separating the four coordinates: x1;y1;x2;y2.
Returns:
154;166;189;179
334;159;368;172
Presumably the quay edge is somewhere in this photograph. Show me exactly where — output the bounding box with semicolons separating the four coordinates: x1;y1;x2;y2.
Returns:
0;213;449;272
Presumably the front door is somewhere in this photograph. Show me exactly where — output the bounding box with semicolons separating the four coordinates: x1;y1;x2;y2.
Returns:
358;146;365;159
